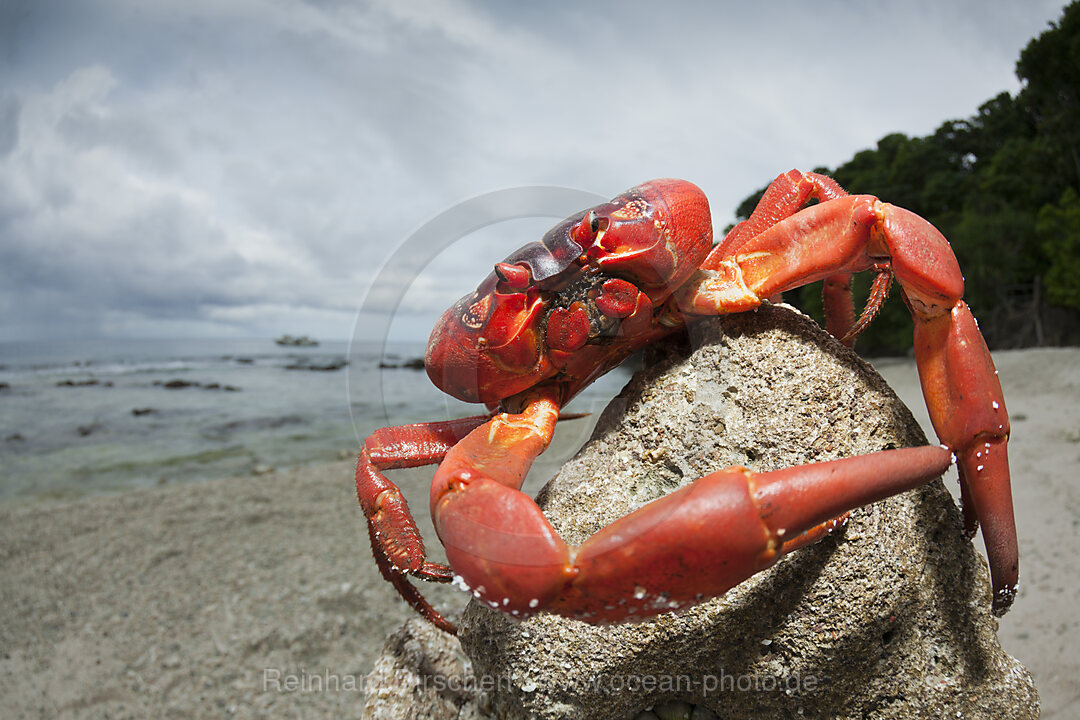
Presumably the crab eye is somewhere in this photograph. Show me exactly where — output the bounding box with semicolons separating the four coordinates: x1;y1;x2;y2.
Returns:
574;211;608;245
493;262;532;291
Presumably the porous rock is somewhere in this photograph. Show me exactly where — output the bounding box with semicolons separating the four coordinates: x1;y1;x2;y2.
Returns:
362;617;487;720
366;304;1039;719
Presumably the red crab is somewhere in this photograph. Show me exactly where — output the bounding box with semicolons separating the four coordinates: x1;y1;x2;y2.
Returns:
356;170;1016;634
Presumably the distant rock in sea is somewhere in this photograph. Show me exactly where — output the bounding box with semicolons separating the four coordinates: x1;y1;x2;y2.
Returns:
76;422;103;437
284;358;347;371
274;334;319;347
377;357;425;370
57;379;114;387
157;379;196;389
153;379;240;391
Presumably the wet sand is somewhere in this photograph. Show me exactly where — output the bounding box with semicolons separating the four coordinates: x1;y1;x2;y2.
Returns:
1;347;1077;718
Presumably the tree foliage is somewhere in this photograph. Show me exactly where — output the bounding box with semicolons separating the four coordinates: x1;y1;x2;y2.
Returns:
1038;188;1080;309
731;1;1080;353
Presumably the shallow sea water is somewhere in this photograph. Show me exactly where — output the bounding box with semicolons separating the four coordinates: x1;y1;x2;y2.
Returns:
0;337;629;502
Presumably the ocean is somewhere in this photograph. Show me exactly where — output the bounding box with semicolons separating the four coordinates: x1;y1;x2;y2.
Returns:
0;338;631;502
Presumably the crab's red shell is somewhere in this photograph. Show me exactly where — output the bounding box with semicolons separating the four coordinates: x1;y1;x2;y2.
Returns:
425;179;712;405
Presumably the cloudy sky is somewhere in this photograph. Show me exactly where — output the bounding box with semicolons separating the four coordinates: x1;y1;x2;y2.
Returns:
0;0;1069;343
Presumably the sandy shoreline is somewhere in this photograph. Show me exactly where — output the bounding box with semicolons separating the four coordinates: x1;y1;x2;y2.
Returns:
1;348;1078;718
0;456;466;719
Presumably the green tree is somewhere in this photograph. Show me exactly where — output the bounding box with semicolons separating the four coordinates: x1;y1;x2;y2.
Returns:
728;0;1080;351
1017;0;1080;192
1037;188;1080;309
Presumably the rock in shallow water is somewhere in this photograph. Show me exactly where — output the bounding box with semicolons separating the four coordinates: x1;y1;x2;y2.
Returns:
363;304;1038;720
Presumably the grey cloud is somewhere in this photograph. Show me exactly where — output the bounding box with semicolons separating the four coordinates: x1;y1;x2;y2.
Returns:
0;0;1070;341
0;95;18;157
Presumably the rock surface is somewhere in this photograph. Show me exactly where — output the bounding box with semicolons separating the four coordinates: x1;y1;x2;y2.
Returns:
362;618;487;720
364;304;1039;719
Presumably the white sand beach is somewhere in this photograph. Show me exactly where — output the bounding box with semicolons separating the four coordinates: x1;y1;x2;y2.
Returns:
1;347;1077;718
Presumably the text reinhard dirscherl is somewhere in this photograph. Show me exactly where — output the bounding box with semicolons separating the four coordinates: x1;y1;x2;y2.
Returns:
262;667;819;696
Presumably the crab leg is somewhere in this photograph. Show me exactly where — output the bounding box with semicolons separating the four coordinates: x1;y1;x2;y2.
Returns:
913;301;1015;612
431;386;953;622
677;186;1018;614
356;415;490;633
718;170;847;256
718;170;860;343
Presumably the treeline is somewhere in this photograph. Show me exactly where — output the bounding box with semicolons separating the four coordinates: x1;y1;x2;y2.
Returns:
734;1;1080;354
